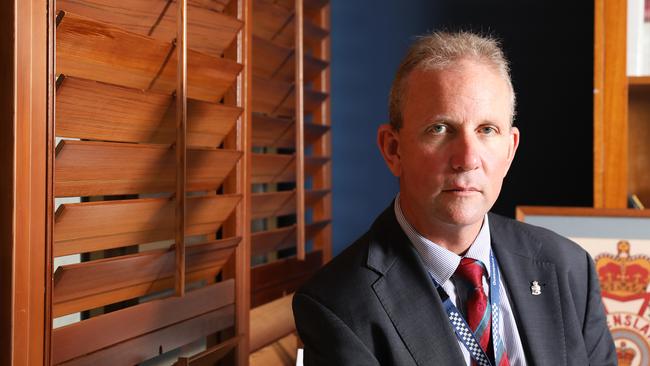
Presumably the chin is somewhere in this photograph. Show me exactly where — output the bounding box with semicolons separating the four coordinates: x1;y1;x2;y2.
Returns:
435;207;487;227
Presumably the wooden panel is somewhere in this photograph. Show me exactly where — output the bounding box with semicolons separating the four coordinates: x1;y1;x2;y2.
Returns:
276;86;327;116
54;265;225;318
294;0;307;262
309;3;333;263
189;0;231;12
220;0;252;364
275;0;328;12
152;1;242;56
629;76;650;85
252;114;329;148
273;14;328;50
176;336;240;366
252;77;291;115
252;153;329;183
628;88;650;205
56;76;241;147
251;0;290;41
52;279;235;364
594;0;628;207
56;12;242;102
251;250;322;291
252;36;327;82
251;220;329;257
52;238;238;316
252;191;293;220
52;1;248;366
251;250;322;306
182;99;242;147
278;52;328;84
249;333;297;366
252;273;306;307
56;0;171;35
57;0;243;56
57;0;241;56
515;206;650;219
151;46;243;102
252;114;293;147
54;194;241;256
252;0;328;48
57;11;172;90
55;140;241;197
47;0;56;361
252;36;290;79
251;189;328;219
252;77;328;116
59;304;235;366
249;294;294;352
251;226;295;257
8;0;50;363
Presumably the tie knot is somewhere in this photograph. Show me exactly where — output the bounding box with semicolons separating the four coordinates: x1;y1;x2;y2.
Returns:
455;257;486;288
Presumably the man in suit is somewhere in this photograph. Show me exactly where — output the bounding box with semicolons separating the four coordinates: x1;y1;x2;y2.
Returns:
292;31;616;365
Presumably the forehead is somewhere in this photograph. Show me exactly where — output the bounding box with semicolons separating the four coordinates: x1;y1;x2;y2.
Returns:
402;59;513;126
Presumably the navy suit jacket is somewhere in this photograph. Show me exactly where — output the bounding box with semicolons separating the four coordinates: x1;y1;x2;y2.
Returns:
293;204;617;365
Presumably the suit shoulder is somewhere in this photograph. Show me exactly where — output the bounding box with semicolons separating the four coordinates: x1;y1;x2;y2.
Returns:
296;230;379;307
490;213;590;265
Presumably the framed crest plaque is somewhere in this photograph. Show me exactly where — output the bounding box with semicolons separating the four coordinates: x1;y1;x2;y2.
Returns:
517;206;650;366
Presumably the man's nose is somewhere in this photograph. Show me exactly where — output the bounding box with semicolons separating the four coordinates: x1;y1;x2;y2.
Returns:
450;132;480;172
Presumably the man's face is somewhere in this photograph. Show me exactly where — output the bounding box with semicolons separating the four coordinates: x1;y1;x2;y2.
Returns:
380;58;519;231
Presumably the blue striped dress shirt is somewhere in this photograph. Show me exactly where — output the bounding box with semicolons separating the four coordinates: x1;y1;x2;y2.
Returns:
394;194;527;365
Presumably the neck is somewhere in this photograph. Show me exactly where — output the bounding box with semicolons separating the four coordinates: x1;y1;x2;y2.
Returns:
429;226;482;255
400;202;484;255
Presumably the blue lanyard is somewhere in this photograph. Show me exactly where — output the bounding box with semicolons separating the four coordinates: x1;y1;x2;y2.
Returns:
430;251;506;366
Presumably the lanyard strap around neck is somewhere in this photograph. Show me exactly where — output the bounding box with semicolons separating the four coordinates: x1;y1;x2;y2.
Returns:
430;251;505;366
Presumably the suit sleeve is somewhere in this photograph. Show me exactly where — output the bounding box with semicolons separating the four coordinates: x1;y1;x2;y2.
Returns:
293;292;381;366
582;252;617;366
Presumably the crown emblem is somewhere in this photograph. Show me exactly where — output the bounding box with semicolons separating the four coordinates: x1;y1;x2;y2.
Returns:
596;241;650;298
616;342;636;366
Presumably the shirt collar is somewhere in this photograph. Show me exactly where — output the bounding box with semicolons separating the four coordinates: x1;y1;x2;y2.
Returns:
394;193;492;285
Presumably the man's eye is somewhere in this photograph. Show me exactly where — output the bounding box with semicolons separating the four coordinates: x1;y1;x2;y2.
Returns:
428;124;447;134
479;126;498;135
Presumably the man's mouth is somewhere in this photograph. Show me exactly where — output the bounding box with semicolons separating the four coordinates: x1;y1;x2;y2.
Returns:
442;186;481;194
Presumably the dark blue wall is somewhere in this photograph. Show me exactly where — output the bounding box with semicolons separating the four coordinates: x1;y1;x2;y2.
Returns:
329;1;440;255
329;1;594;256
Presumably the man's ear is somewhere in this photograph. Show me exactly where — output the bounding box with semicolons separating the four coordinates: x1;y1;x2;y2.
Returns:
377;123;402;177
503;126;520;176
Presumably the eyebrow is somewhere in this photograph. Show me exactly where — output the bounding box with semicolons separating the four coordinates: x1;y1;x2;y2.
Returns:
423;116;508;131
428;115;457;124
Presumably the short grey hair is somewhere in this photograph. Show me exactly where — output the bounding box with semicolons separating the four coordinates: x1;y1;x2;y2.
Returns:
388;31;516;130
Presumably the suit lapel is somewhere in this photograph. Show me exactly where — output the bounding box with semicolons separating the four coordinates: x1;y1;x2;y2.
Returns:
490;214;567;366
366;207;569;365
367;206;465;366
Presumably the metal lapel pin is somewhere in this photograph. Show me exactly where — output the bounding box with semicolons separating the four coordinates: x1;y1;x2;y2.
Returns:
530;281;542;296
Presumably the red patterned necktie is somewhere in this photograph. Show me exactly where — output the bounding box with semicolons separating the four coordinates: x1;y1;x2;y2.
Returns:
455;258;510;366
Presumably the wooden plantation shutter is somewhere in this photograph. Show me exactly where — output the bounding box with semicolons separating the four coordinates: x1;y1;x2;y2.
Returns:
249;0;332;363
50;0;250;365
